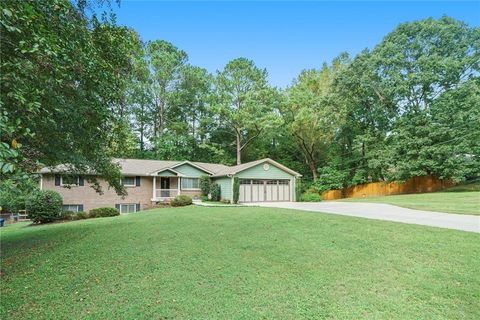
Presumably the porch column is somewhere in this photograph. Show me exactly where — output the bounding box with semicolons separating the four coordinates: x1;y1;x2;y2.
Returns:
177;177;181;196
153;176;156;199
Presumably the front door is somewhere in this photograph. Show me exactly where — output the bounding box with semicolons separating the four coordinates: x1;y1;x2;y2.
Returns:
160;177;170;197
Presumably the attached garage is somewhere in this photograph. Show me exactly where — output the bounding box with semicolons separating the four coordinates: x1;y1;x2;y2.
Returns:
239;179;290;202
212;158;302;203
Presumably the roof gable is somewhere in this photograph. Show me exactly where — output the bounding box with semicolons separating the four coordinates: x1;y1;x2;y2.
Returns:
211;158;302;177
171;162;212;176
153;168;184;177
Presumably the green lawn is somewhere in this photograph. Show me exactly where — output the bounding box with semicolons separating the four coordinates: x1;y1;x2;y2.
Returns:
1;207;479;319
341;191;480;215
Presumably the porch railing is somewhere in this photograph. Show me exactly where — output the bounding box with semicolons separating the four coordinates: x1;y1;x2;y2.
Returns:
155;189;179;198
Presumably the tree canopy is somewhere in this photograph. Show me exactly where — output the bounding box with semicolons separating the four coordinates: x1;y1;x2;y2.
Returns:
1;8;478;196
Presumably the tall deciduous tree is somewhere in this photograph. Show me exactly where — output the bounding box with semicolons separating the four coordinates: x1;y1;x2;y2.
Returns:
0;0;138;194
214;58;281;164
371;17;480;181
145;40;187;138
283;59;346;181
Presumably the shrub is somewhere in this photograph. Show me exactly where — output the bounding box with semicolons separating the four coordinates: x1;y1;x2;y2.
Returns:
200;176;210;196
221;199;231;204
26;190;63;223
75;211;89;220
0;177;37;213
295;178;303;202
300;192;322;202
201;195;208;202
89;207;119;218
59;210;75;221
210;183;221;201
232;177;240;204
171;195;192;207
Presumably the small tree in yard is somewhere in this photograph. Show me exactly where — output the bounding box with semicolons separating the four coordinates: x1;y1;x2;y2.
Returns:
200;176;210;196
26;190;63;224
233;177;240;204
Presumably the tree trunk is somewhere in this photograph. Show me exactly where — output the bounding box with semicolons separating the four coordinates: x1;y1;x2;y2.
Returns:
158;100;164;136
139;123;144;151
308;161;318;181
236;131;241;165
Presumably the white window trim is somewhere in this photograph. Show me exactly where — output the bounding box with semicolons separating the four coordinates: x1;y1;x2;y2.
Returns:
63;204;82;212
119;203;138;214
180;177;201;190
60;176;79;187
121;176;136;187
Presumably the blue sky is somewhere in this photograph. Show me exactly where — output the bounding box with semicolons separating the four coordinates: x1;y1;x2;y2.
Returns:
111;1;479;88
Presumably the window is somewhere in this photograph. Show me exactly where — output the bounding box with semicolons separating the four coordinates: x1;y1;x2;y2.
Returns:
63;204;82;212
240;179;251;185
61;175;79;186
181;177;200;190
122;176;136;187
118;204;137;214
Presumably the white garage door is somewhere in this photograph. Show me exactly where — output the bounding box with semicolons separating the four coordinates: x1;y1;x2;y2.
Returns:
239;179;290;202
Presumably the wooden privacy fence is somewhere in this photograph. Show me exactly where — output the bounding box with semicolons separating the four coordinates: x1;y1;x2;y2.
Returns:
321;176;454;200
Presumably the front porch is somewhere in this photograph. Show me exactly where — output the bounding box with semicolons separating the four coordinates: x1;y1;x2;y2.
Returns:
151;176;180;201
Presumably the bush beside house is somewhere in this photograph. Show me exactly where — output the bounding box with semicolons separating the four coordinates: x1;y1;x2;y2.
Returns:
210;183;221;201
200;176;210;196
171;195;193;207
26;190;63;223
89;207;120;218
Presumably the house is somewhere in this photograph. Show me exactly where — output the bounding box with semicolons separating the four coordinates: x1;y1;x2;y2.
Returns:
40;158;302;213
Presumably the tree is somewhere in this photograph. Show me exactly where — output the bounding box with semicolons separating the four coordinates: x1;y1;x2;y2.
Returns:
145;40;187;138
0;0;139;195
332;50;396;185
167;65;214;160
213;58;281;164
283;59;346;181
128;44;156;153
371;17;480;181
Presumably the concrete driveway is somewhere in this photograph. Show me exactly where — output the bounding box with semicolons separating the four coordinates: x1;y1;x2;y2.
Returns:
252;201;480;233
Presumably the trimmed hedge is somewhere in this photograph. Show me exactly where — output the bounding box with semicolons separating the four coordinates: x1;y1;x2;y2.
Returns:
171;195;192;207
26;190;63;223
89;207;120;218
300;192;322;202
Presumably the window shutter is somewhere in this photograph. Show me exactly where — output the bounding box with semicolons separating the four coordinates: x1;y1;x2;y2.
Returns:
78;204;84;212
115;204;120;211
55;175;61;186
79;176;84;186
135;203;140;212
135;176;141;186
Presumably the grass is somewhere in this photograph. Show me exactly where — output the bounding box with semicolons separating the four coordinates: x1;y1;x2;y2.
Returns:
341;182;480;215
1;206;479;319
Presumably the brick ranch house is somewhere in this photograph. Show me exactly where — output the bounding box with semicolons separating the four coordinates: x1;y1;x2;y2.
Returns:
40;158;302;213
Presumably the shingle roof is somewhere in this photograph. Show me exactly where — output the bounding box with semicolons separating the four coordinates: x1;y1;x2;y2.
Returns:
40;158;301;177
40;158;230;176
